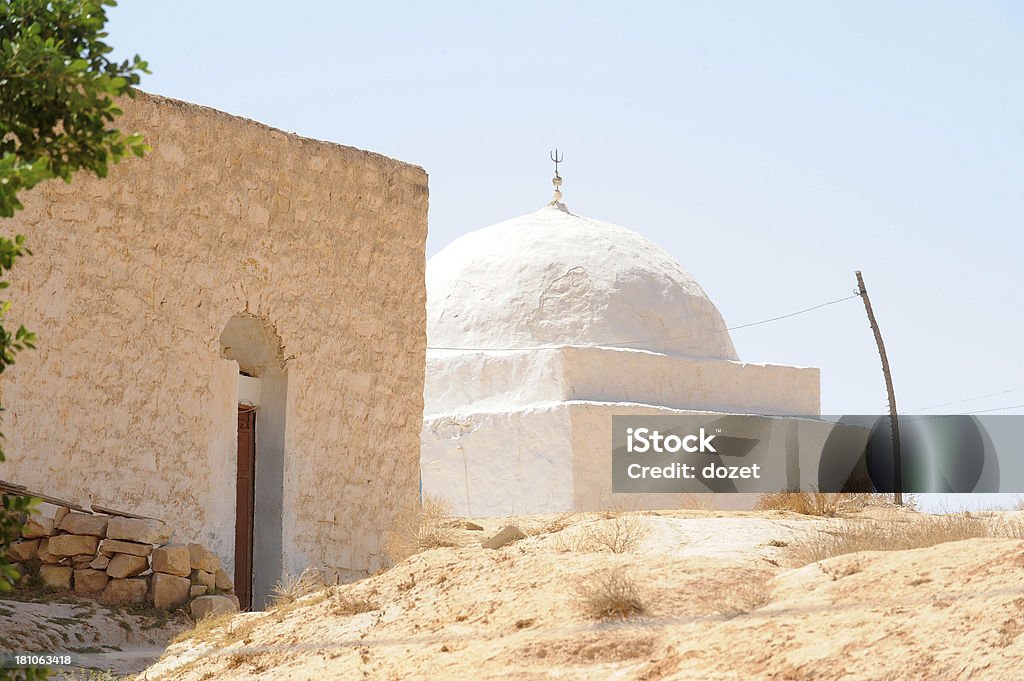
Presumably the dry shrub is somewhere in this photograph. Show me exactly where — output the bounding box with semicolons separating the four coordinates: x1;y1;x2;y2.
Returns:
172;608;261;647
757;491;920;516
580;513;649;553
574;569;646;620
792;513;1024;565
754;491;841;516
531;511;579;535
385;494;458;563
270;567;327;609
699;570;772;618
553;513;650;553
331;592;379;616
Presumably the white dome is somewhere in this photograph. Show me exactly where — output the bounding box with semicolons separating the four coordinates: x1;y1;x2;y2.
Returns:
427;204;739;360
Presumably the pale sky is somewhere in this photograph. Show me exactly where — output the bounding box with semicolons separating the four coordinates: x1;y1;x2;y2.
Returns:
105;1;1023;506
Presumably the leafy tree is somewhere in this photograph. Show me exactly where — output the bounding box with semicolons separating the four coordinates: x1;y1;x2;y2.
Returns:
0;1;147;677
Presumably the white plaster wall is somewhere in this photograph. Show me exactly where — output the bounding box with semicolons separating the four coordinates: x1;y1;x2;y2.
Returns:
238;375;262;407
561;346;820;416
424;345;819;419
207;359;241;564
422;400;855;517
420;406;576;517
424;349;567;417
0;92;428;577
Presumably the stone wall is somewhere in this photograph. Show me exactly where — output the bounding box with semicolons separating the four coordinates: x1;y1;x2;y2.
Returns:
10;507;238;618
0;92;428;582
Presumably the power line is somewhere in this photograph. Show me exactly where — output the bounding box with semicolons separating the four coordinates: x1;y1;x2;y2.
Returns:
426;293;860;352
903;401;1024;421
961;402;1024;415
908;387;1024;412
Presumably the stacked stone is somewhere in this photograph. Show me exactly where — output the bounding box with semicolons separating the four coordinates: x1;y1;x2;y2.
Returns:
7;508;239;616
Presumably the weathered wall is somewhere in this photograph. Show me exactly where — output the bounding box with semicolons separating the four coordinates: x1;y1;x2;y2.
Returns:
0;92;428;579
422;402;855;517
424;347;819;418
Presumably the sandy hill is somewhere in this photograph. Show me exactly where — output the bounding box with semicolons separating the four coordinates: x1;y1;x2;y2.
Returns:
142;507;1024;680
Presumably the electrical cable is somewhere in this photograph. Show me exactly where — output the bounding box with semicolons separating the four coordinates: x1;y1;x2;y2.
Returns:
908;387;1024;412
426;293;860;352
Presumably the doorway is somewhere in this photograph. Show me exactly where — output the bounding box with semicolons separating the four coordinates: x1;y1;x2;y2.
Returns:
235;405;256;610
220;313;287;610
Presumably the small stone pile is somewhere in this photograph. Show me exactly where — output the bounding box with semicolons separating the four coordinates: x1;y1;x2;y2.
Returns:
7;507;239;619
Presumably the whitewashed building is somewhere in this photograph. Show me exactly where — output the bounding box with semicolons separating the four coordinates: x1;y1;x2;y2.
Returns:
421;179;820;516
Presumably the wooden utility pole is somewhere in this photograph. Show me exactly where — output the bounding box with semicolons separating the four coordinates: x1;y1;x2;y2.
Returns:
855;271;903;506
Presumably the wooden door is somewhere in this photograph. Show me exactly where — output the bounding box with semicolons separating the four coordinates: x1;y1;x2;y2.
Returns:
235;406;256;610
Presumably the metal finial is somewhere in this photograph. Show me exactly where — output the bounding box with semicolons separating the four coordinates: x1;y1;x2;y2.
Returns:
550;149;563;178
549;149;564;205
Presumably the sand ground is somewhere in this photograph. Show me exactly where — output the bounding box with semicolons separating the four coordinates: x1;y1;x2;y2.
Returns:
0;589;188;675
134;508;1024;680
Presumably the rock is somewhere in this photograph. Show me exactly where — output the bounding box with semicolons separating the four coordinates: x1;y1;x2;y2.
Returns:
99;538;152;557
22;517;55;539
227;593;240;611
53;507;70;526
47;534;99;557
89;554;110;570
40;565;73;589
464;521;484;531
191;569;215;589
72;555;94;567
99;578;148;606
152;573;191;610
188;543;220;573
57;512;108;537
6;539;39;562
190;584;208;598
189;594;238;620
73;569;109;595
106;517;172;545
37;538;60;564
152;544;190;577
106;553;149;579
214;567;234;591
482;525;526;550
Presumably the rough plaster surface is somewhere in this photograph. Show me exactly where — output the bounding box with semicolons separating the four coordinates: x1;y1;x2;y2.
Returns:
422;402;842;517
424;346;819;418
0;92;428;578
427;204;738;359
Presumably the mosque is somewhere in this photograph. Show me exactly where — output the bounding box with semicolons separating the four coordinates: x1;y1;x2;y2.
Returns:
420;167;823;516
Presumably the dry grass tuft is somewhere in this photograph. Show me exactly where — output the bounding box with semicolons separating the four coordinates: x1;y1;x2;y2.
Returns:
527;511;580;536
755;491;921;516
580;513;650;553
331;592;379;616
553;513;650;553
170;609;237;645
171;608;263;648
385;494;459;563
574;569;647;620
270;567;328;609
754;491;842;516
792;512;1024;565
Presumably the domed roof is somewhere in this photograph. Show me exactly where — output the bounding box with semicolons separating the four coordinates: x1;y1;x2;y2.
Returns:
427;203;739;360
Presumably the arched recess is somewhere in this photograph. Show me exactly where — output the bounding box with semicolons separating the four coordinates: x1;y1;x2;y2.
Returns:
219;313;287;610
